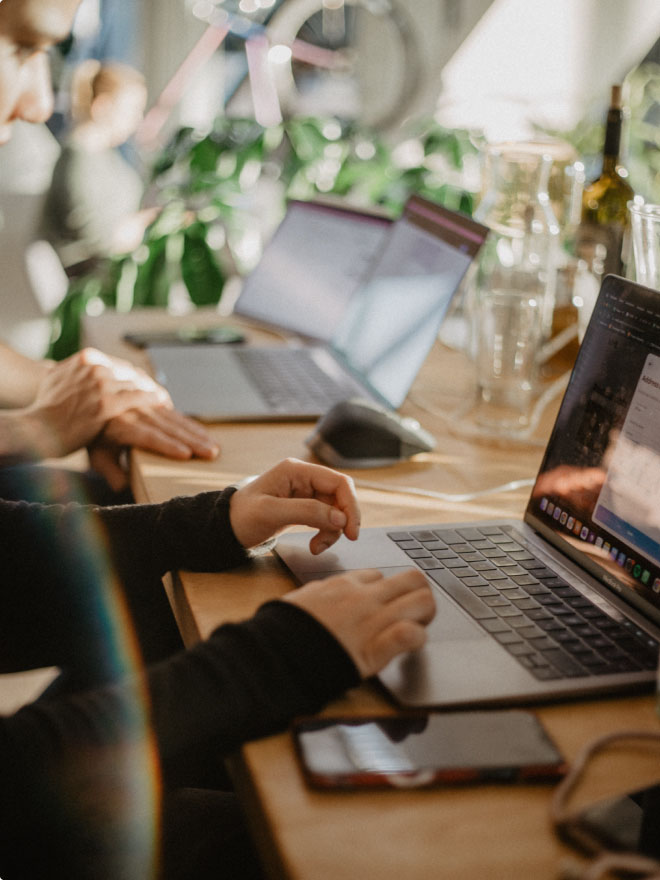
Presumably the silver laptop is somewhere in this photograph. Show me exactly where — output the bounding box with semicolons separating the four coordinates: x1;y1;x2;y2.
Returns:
233;199;392;342
148;196;488;421
275;275;660;708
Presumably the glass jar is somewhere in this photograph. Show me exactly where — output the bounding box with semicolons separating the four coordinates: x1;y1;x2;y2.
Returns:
473;143;562;336
468;143;563;434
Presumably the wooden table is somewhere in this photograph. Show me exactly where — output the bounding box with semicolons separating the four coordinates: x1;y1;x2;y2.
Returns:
84;308;660;880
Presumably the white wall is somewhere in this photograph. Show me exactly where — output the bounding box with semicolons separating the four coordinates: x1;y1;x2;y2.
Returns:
438;0;660;141
0;123;61;357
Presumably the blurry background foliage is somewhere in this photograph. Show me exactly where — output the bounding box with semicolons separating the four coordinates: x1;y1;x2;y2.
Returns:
48;61;660;361
48;115;478;359
535;62;660;201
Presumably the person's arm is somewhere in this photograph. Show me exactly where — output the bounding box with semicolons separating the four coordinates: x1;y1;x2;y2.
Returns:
0;488;248;647
0;342;49;407
0;596;360;877
0;459;432;753
0;346;218;470
0;459;433;874
0;459;354;661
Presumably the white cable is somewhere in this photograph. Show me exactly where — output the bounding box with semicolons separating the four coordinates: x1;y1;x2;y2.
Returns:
354;477;535;504
410;369;570;449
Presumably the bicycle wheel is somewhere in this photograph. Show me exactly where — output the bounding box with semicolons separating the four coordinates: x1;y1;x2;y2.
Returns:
265;0;422;130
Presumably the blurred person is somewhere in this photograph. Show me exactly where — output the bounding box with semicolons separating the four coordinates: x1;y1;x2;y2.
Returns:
0;10;218;504
39;58;153;268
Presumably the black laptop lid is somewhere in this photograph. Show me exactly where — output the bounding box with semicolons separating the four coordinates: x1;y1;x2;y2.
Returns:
525;274;660;628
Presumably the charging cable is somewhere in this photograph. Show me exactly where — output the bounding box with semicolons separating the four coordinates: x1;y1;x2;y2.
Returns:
354;477;535;504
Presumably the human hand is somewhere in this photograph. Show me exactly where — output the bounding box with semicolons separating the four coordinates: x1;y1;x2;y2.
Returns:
22;348;171;459
284;568;435;678
229;458;360;553
88;406;220;490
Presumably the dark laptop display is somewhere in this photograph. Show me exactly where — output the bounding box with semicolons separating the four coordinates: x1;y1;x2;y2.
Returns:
275;275;660;707
526;277;660;623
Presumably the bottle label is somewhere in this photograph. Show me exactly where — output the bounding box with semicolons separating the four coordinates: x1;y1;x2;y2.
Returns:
576;222;624;277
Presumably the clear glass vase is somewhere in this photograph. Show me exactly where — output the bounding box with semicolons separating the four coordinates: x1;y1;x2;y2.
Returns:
474;143;561;330
469;143;562;434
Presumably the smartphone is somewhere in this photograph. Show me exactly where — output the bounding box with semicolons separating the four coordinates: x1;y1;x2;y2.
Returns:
292;710;567;789
123;326;246;348
558;781;660;860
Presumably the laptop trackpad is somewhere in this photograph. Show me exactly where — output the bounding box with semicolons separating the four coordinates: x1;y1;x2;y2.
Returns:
280;560;482;642
149;347;269;419
379;638;516;707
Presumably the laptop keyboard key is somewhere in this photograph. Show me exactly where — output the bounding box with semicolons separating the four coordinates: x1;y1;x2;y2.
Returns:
416;558;443;570
496;606;527;618
433;530;463;544
494;630;523;644
481;618;511;634
544;649;585;677
443;558;470;570
457;528;485;541
461;575;490;587
387;532;413;542
427;569;497;619
410;530;438;542
472;586;499;597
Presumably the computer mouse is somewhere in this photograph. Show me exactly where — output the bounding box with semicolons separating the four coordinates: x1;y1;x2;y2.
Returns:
306;398;436;469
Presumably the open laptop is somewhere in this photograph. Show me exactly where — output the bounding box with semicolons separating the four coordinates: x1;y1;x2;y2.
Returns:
232;199;392;342
148;196;488;421
275;274;660;708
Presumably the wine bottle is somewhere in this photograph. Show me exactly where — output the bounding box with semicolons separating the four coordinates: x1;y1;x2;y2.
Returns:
577;84;634;277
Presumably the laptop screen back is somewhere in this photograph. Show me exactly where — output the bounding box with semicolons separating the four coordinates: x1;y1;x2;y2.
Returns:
233;200;391;341
525;275;660;627
332;195;488;408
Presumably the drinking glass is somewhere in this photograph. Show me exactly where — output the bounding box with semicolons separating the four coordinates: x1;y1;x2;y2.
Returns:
473;287;544;434
629;202;660;290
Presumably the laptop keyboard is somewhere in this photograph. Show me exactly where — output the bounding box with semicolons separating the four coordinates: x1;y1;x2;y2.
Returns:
234;348;359;412
387;525;660;682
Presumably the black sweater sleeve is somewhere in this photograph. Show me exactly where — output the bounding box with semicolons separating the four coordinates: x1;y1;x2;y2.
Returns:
0;492;360;877
0;489;247;654
4;600;358;764
0;488;359;753
0;601;358;879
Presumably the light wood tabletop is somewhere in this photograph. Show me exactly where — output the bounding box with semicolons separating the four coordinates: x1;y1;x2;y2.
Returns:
84;308;660;880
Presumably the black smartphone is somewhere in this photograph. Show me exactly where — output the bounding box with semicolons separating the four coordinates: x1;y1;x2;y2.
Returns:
558;781;660;860
123;326;246;348
292;710;567;789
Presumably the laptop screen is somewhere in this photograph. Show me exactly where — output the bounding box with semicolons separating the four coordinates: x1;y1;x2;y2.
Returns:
233;200;392;341
525;275;660;624
331;195;488;408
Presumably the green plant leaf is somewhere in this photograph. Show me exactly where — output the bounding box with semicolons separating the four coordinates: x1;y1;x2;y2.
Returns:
181;222;225;306
133;237;169;307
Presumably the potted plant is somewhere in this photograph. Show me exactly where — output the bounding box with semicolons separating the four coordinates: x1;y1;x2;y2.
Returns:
48;114;479;359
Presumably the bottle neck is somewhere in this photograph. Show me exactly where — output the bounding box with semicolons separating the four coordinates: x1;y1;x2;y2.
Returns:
602;107;623;170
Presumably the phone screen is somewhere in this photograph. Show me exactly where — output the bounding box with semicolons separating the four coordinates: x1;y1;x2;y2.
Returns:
293;710;566;789
566;782;660;859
